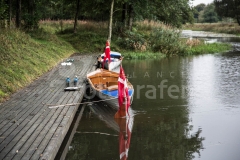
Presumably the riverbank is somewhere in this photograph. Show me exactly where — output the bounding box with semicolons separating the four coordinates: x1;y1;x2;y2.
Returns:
0;29;77;102
183;23;240;36
53;20;232;58
0;20;233;102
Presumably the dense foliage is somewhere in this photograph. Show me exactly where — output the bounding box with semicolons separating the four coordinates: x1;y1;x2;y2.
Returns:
0;0;194;30
214;0;240;25
193;3;219;23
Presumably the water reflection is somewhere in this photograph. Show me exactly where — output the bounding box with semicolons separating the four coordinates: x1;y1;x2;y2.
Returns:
65;99;205;160
65;43;240;159
65;55;216;159
89;102;135;160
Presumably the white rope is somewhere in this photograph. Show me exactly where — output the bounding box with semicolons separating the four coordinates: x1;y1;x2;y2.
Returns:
47;97;118;109
76;131;118;136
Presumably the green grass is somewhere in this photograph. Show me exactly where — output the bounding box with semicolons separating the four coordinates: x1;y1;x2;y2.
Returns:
184;43;231;55
0;28;76;102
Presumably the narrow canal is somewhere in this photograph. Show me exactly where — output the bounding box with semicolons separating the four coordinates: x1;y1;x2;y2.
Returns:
65;34;240;160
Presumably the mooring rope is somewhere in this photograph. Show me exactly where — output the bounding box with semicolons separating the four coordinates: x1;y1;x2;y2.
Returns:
47;97;118;109
76;131;118;136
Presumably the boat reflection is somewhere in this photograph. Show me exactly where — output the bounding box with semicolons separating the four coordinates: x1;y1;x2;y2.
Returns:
89;102;135;160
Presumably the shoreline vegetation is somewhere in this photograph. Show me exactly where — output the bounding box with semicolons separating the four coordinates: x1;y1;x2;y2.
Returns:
183;23;240;36
0;20;235;102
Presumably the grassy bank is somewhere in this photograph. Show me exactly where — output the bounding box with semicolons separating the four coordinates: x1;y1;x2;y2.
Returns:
183;23;240;36
0;20;233;102
184;42;231;55
0;28;76;102
51;20;232;58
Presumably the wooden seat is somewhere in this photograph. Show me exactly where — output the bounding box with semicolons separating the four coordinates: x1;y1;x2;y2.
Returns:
94;83;107;90
107;85;118;91
106;81;118;87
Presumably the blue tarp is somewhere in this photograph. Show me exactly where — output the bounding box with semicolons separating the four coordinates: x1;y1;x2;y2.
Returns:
101;89;133;98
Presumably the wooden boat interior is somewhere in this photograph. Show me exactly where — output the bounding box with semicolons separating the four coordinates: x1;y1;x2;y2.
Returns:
87;70;133;91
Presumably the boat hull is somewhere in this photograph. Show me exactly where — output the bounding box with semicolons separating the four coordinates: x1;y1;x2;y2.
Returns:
108;60;122;71
93;88;134;110
87;69;134;110
100;51;122;71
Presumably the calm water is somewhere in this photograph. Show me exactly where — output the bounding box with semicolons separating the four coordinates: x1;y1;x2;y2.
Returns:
66;46;240;159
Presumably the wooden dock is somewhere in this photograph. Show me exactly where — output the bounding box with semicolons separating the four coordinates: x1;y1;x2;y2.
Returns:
0;55;96;160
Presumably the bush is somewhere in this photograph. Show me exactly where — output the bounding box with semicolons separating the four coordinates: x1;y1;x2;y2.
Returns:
149;28;187;56
115;30;148;51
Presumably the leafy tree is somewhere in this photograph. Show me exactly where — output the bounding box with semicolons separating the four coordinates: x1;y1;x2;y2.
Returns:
194;3;206;12
0;0;8;27
202;3;218;23
193;3;206;22
133;0;194;27
1;0;195;30
214;0;240;25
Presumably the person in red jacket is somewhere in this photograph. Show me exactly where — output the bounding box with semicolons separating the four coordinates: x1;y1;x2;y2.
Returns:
102;40;111;69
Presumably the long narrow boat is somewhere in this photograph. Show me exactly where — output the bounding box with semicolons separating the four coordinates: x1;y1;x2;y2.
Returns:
86;69;134;110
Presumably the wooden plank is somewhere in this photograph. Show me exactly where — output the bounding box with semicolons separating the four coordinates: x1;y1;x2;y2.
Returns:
0;55;97;160
58;104;86;160
39;90;84;160
0;68;56;118
0;84;49;132
8;91;72;160
29;96;77;160
30;57;95;160
0;62;74;133
0;78;65;141
0;79;42;113
30;57;96;160
0;58;73;116
0;88;69;159
0;65;74;158
0;67;62;126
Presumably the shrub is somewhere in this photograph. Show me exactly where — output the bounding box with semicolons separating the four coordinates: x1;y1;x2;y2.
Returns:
149;28;186;56
115;30;148;51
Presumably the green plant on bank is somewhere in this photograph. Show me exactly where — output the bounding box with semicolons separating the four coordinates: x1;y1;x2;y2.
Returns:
115;21;187;57
149;28;186;56
0;28;76;102
39;20;232;59
122;51;166;59
184;42;231;55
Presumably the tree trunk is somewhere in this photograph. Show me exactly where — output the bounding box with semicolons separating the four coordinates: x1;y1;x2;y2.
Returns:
122;3;127;28
29;0;34;18
7;0;12;28
28;0;34;29
16;0;21;28
237;15;240;25
128;4;133;31
74;0;80;33
108;0;114;41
